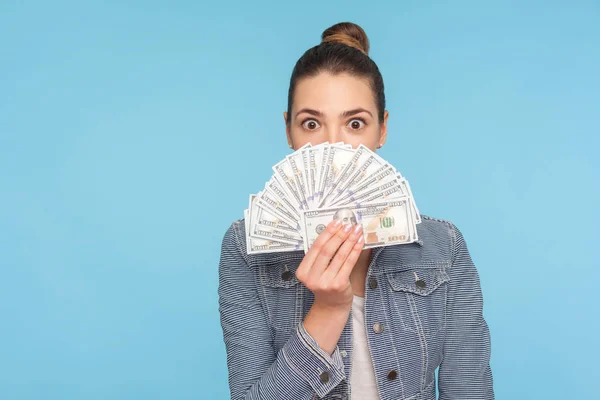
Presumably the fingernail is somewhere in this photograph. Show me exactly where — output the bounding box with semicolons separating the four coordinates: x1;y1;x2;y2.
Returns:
332;219;341;227
343;223;352;233
353;224;362;235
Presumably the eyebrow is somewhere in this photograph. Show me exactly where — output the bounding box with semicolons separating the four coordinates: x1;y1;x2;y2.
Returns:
294;107;373;120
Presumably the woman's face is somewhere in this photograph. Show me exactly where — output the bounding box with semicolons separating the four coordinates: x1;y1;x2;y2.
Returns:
284;72;388;152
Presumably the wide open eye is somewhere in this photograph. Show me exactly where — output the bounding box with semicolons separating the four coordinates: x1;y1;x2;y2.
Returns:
301;119;320;130
348;118;366;130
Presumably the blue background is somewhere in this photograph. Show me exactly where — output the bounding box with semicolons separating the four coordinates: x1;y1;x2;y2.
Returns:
1;0;599;398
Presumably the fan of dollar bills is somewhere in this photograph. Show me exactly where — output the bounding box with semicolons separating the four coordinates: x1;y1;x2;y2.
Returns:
244;142;421;254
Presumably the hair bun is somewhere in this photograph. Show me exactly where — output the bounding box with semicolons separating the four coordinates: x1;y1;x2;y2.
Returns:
321;22;370;56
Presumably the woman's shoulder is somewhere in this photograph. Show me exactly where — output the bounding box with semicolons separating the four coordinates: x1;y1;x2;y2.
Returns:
221;217;247;242
220;218;248;259
418;214;459;238
416;214;473;263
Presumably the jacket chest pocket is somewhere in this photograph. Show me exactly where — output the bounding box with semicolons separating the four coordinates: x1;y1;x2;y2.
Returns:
385;264;451;338
258;262;305;332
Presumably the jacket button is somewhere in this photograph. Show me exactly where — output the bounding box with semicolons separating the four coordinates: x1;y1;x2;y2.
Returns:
387;369;398;380
373;322;384;333
368;278;378;289
320;371;330;384
416;279;426;288
281;270;292;281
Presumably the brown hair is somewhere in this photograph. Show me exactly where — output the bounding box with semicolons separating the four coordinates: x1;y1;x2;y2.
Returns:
285;22;385;125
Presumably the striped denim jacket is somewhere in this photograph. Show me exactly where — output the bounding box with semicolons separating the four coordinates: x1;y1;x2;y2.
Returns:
218;215;494;399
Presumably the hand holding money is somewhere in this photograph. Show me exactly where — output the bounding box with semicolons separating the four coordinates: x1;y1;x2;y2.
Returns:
244;142;421;254
295;218;364;310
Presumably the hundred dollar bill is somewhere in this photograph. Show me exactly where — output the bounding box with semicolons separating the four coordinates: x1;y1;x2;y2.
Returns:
272;146;309;211
248;238;303;254
256;189;300;229
253;205;302;240
249;196;301;244
314;143;349;203
399;177;421;224
265;178;300;219
316;145;355;206
251;221;303;245
325;154;385;206
342;174;420;227
301;145;312;209
319;144;369;206
245;198;303;254
331;164;397;206
334;175;420;230
321;145;387;206
244;142;423;255
286;144;311;211
306;142;328;208
300;199;417;252
342;177;408;207
329;162;394;206
314;145;329;205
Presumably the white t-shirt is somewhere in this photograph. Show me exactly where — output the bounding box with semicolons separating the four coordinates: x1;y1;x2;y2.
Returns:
350;295;380;399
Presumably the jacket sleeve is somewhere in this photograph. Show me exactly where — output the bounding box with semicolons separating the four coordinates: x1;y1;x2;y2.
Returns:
438;223;495;399
218;221;346;399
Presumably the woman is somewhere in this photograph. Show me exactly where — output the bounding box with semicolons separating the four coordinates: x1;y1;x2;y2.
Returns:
218;22;494;400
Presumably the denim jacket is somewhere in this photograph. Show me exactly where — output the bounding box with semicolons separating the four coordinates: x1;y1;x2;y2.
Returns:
218;215;494;400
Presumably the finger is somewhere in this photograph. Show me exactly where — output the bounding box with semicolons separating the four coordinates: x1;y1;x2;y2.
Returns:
320;224;363;282
296;219;342;278
334;233;365;282
309;222;354;280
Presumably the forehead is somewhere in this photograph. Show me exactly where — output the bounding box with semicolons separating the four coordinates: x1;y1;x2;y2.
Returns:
293;72;375;113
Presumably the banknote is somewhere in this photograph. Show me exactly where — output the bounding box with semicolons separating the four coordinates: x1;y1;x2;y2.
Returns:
339;176;407;206
300;199;416;252
331;165;397;206
253;204;303;241
286;142;311;210
400;178;421;224
314;143;350;204
244;142;422;254
265;178;300;219
306;142;329;208
301;146;312;209
316;145;355;206
320;145;387;206
272;144;311;211
256;189;299;229
245;198;303;254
